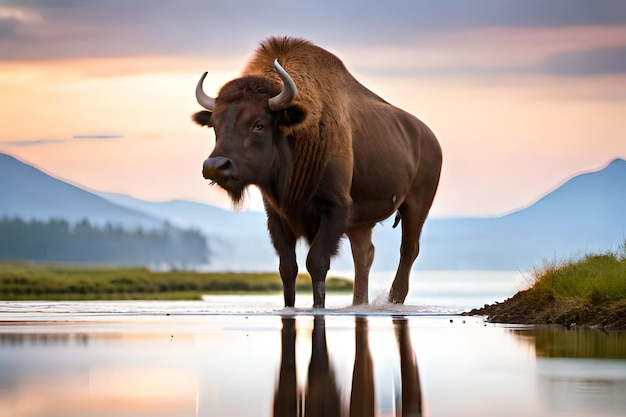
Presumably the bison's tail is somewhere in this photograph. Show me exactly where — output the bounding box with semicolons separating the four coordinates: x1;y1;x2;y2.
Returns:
392;211;401;228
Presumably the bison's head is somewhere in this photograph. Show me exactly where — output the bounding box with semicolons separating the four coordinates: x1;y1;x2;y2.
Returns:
192;60;307;205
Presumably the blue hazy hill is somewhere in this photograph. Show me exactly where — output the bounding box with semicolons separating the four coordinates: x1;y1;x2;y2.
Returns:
507;158;626;227
412;158;626;270
99;158;626;271
0;152;166;230
97;193;276;271
2;151;624;271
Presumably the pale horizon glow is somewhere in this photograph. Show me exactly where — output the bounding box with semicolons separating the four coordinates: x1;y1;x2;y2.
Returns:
1;1;625;217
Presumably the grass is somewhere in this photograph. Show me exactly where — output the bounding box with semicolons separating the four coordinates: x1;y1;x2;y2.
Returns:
469;240;626;329
526;241;626;306
0;263;353;301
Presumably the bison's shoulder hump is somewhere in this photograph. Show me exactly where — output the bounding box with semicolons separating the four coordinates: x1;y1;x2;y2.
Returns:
250;36;345;74
257;36;313;57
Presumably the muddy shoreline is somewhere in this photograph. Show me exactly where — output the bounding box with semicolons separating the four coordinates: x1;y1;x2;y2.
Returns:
465;289;626;330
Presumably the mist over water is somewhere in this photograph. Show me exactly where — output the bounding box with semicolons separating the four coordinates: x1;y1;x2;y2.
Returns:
333;270;525;311
0;271;524;318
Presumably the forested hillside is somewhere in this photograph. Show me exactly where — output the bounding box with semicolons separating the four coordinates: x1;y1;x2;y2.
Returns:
0;217;208;267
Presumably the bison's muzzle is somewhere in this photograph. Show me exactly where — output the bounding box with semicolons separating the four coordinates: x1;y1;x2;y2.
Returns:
203;157;235;182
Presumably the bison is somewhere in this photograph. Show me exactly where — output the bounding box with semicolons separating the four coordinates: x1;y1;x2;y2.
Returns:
193;37;442;308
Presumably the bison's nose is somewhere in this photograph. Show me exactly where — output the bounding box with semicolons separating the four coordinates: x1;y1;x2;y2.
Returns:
203;157;235;181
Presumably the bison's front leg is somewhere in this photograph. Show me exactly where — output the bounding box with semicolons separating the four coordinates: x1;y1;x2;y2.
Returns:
267;208;298;307
306;204;348;308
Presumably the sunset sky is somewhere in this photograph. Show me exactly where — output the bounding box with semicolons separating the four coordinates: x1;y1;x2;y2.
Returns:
1;0;625;217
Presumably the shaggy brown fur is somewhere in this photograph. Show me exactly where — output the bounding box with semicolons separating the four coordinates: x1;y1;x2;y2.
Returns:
245;37;354;207
193;36;442;308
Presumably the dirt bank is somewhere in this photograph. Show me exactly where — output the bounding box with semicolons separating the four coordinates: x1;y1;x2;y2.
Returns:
465;289;626;330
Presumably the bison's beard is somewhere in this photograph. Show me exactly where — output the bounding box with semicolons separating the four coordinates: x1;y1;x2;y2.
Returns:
217;180;247;209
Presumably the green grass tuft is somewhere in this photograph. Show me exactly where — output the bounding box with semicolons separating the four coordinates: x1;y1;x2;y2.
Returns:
527;242;626;305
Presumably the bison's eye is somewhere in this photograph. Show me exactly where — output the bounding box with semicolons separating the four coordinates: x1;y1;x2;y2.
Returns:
254;124;264;131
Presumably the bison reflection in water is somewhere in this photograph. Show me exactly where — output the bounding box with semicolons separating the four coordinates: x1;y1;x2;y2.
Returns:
193;36;442;308
273;317;422;417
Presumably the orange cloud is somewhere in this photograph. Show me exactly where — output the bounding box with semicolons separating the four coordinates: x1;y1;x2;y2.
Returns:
2;24;625;216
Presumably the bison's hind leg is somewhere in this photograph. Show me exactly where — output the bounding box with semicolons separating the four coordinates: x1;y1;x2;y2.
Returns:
389;182;439;304
388;204;423;303
347;224;376;304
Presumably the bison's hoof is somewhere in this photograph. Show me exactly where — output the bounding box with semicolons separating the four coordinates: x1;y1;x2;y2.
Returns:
388;296;405;304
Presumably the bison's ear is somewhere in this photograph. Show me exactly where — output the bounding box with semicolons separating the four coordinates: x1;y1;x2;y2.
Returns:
192;111;213;127
279;104;307;127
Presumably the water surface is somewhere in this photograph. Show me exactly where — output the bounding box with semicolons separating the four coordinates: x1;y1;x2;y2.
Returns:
1;295;625;417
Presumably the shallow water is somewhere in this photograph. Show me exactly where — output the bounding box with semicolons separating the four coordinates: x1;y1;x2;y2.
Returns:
1;296;625;417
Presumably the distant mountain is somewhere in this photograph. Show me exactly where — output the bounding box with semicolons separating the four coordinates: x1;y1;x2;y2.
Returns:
507;158;626;228
97;192;276;271
413;158;626;270
0;153;209;266
0;153;164;230
3;152;625;272
100;158;626;272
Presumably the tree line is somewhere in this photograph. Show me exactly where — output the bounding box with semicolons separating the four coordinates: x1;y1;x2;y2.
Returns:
0;217;209;266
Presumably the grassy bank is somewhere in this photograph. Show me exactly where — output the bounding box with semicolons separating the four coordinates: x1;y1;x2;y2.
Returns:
468;242;626;329
0;263;353;301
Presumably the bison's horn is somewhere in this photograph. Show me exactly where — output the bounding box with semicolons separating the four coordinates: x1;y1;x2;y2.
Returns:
268;59;297;111
195;72;215;111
